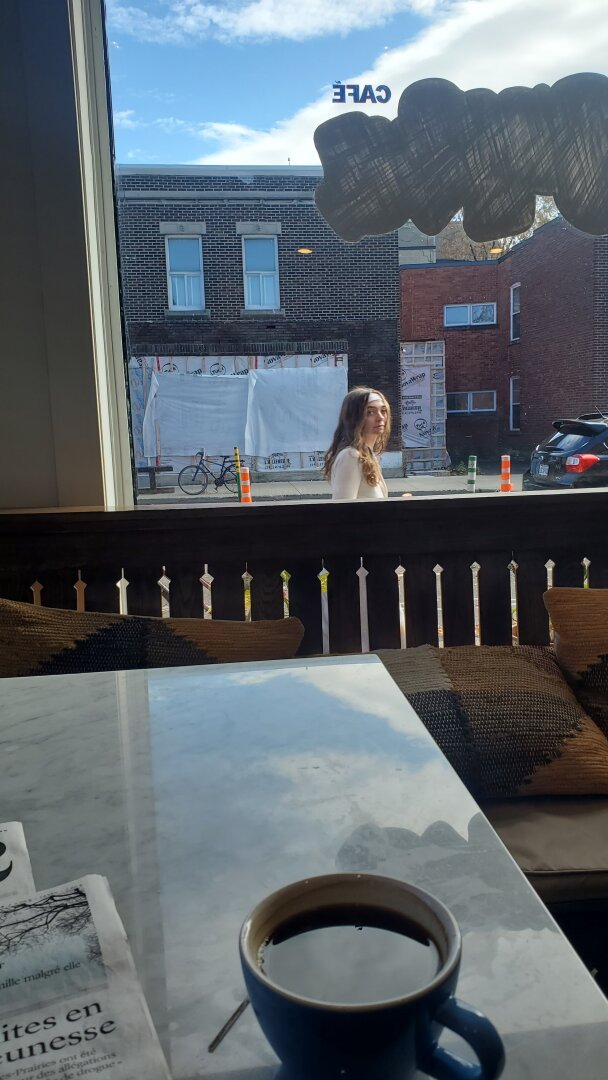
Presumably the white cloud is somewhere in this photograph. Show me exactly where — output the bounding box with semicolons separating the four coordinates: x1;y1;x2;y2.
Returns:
113;108;141;129
107;0;441;44
187;0;608;164
126;146;159;160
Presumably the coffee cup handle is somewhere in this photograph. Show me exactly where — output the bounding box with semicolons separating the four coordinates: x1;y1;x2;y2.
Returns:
423;996;505;1079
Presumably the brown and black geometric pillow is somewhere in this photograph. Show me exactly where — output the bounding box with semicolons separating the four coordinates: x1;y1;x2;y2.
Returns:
378;643;608;798
544;587;608;739
0;597;304;678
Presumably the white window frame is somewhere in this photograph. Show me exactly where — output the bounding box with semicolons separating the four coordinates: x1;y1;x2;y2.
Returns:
242;234;280;310
165;235;204;311
509;375;521;431
510;283;521;342
447;390;497;414
444;303;497;327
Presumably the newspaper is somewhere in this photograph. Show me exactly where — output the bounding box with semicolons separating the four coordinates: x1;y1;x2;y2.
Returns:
0;875;171;1079
0;822;35;901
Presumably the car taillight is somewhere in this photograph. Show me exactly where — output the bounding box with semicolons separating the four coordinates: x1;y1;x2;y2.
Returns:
565;454;600;473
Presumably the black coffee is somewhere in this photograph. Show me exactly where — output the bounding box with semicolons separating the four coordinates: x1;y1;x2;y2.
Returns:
259;904;441;1005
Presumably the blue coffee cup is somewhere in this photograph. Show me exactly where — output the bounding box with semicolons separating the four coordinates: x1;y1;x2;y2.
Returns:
240;872;505;1080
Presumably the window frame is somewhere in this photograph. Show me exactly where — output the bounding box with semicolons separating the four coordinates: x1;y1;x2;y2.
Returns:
447;390;497;414
241;234;280;311
509;375;521;431
165;234;205;311
444;302;497;328
510;283;521;342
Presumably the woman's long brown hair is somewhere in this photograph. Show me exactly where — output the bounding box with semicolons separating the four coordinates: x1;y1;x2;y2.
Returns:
324;387;392;487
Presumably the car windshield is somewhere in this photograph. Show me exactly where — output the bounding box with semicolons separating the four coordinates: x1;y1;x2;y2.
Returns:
543;431;599;452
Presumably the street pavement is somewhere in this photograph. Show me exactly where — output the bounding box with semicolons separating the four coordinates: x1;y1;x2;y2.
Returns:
138;467;526;505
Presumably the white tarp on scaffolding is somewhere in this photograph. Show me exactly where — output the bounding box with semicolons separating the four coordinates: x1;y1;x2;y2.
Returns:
143;366;349;460
244;367;348;456
143;372;249;456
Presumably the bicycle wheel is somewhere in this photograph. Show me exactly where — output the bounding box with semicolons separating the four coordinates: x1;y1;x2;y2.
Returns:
222;466;240;495
178;464;208;496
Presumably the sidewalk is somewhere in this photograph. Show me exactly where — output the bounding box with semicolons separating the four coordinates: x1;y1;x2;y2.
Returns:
138;468;525;505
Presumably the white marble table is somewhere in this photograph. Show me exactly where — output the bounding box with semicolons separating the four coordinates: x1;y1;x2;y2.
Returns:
2;655;608;1079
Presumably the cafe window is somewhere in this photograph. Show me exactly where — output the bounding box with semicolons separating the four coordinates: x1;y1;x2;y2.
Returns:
242;235;280;310
444;303;496;327
165;236;204;310
447;390;497;413
510;284;521;341
510;375;521;430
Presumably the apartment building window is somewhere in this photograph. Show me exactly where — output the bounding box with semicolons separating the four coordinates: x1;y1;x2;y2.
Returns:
165;236;204;310
242;235;280;309
444;303;496;327
447;390;497;413
510;376;521;430
510;284;521;341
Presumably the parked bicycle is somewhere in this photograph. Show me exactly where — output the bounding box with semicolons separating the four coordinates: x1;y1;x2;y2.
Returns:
178;450;240;496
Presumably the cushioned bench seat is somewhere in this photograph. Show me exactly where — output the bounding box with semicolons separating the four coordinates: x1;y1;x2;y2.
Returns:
482;796;608;906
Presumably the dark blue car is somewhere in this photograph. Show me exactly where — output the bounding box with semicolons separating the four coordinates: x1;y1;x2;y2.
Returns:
523;414;608;490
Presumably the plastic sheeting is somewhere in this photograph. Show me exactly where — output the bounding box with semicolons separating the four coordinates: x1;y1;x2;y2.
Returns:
143;373;248;457
131;353;348;473
244;367;348;455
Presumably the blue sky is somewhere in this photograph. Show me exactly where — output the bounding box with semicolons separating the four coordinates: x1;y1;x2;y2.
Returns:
106;0;608;166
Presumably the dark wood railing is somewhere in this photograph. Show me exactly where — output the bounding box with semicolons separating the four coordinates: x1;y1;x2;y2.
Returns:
1;489;606;656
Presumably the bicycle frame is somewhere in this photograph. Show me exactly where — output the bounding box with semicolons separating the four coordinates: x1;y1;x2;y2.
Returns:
196;453;235;489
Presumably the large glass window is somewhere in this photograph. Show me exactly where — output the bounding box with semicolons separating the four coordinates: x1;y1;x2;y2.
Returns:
242;236;280;310
510;284;521;341
444;303;496;327
510;376;521;430
447;391;496;413
166;237;204;310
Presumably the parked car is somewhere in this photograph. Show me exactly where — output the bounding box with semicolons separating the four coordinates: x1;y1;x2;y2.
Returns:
523;413;608;490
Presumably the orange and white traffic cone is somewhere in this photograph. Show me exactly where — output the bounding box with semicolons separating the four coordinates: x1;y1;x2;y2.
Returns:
500;454;512;492
239;465;252;503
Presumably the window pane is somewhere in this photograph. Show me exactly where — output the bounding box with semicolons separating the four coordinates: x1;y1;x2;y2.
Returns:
511;311;521;339
168;237;200;272
244;237;276;272
544;431;595;452
511;404;521;430
261;274;278;308
471;391;496;411
471;303;496;325
171;274;186;307
511;376;521;405
447;392;469;412
444;305;469;326
186;275;202;308
511;286;521;314
246;274;262;306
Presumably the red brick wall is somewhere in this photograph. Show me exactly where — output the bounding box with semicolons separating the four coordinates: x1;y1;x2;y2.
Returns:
497;219;595;452
401;262;501;460
401;219;596;462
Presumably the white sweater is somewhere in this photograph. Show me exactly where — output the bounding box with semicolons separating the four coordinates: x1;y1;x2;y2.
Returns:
330;447;388;501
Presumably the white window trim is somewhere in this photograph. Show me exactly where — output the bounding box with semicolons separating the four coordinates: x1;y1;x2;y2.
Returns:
165;235;205;311
68;0;134;507
447;391;497;414
241;234;280;311
510;283;521;342
509;375;521;431
444;303;497;327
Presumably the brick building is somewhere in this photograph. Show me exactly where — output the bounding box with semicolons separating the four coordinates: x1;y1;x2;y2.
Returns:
401;217;607;463
115;165;400;478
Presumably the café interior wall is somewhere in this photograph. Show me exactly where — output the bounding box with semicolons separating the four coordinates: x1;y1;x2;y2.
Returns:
0;0;105;510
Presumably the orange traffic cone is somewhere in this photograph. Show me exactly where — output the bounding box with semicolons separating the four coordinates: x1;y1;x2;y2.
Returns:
500;454;512;492
239;466;252;503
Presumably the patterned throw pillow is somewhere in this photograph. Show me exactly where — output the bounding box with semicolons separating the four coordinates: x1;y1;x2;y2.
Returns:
543;587;608;739
0;597;304;677
377;643;608;798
